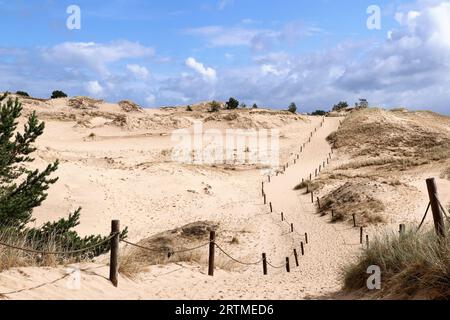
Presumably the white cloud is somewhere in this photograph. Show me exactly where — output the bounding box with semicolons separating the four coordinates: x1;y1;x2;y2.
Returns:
145;94;156;105
127;64;150;79
42;41;155;76
85;81;104;96
185;22;322;51
185;57;217;81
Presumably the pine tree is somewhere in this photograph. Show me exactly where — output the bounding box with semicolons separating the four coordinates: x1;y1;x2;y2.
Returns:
288;102;297;114
0;94;126;257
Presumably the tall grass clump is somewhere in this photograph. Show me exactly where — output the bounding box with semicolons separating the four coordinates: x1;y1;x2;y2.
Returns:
343;226;450;299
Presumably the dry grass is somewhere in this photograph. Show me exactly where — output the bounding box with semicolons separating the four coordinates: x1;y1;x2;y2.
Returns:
117;221;245;276
319;182;385;225
0;229;77;272
440;167;450;180
343;226;450;299
118;250;149;279
327;108;450;172
294;180;320;193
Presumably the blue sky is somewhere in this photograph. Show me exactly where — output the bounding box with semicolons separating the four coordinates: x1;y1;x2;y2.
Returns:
1;0;449;113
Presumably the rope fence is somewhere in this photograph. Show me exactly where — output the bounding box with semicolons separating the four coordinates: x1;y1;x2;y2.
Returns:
2;117;448;290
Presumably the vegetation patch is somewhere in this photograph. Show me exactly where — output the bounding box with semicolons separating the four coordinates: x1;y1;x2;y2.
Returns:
343;226;450;299
319;182;385;225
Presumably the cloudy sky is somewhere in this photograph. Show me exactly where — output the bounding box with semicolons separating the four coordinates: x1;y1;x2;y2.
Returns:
0;0;449;113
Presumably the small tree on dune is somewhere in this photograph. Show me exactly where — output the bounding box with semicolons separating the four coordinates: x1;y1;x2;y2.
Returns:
332;101;349;112
51;90;68;99
226;97;239;110
0;93;126;256
288;102;297;114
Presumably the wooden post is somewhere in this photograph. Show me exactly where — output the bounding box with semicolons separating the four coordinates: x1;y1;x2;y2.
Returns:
262;182;264;197
360;227;364;244
270;202;273;213
319;165;322;172
426;178;446;239
208;231;216;276
315;169;318;177
262;253;267;275
323;161;326;168
327;158;329;165
281;212;284;221
293;249;299;267
309;173;312;181
305;233;308;244
268;175;271;183
109;220;120;287
264;193;267;205
352;214;356;227
366;235;369;248
291;223;294;233
317;197;321;209
310;191;314;203
286;257;290;273
301;242;305;255
331;210;334;219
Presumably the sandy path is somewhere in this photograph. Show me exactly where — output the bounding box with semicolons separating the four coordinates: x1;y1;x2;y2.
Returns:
263;117;361;296
1;117;363;300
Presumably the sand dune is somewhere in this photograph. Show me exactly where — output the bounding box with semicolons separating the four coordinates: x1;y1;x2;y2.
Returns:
1;99;449;300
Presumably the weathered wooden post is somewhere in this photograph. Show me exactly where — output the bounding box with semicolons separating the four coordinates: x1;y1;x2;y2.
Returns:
293;249;299;267
208;231;216;276
426;178;446;239
301;242;305;255
310;191;314;203
262;253;267;275
305;233;308;244
109;220;120;287
262;182;264;197
264;193;267;205
286;257;290;273
291;223;294;233
317;197;321;209
360;227;364;244
352;214;357;227
270;202;273;213
281;212;284;221
366;235;369;248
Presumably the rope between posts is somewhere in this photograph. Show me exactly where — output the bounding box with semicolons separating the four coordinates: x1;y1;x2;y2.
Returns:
417;202;431;231
214;243;262;266
437;199;450;219
0;233;118;255
266;260;286;269
120;239;213;255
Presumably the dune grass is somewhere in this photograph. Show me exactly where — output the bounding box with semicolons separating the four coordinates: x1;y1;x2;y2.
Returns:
343;226;450;299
